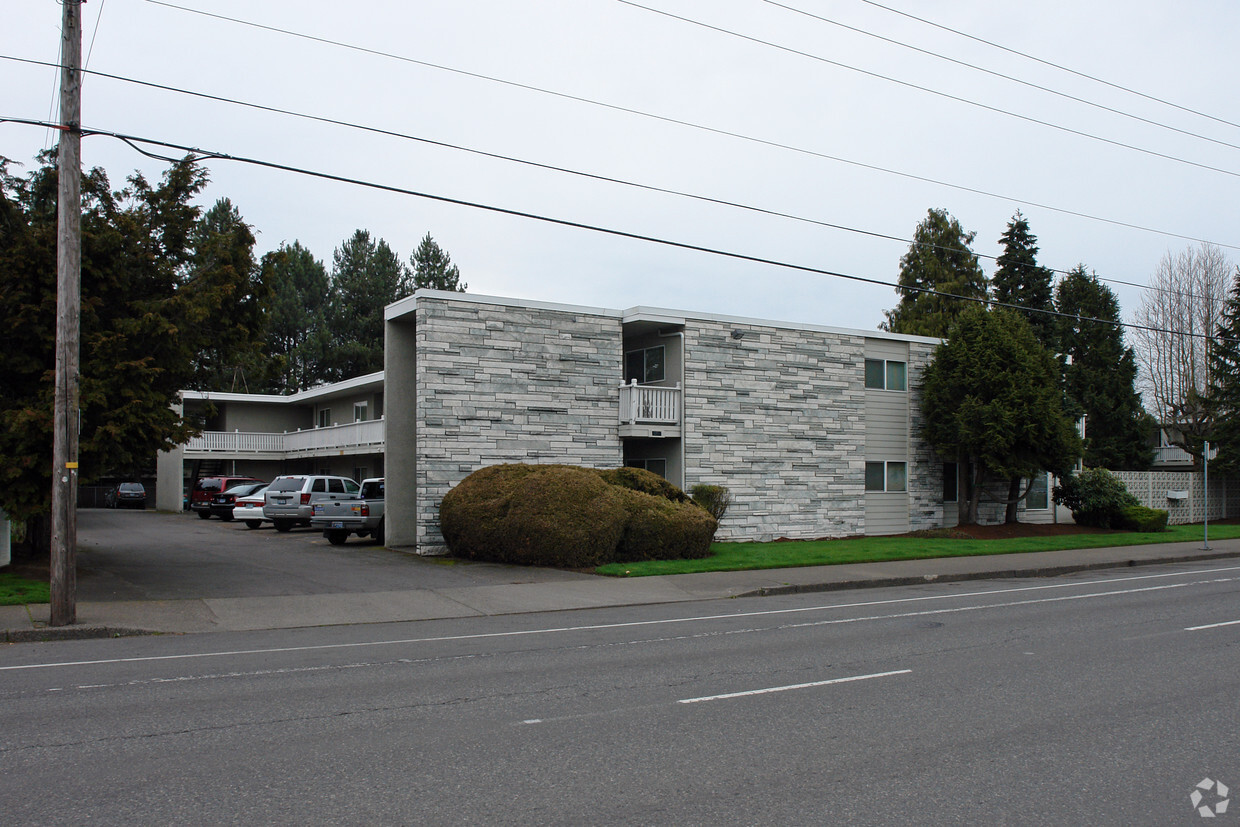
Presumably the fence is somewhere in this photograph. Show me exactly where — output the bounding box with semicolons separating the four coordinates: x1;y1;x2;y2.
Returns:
1111;470;1239;525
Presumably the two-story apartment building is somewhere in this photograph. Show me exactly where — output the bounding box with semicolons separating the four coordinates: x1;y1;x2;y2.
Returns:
158;290;1063;548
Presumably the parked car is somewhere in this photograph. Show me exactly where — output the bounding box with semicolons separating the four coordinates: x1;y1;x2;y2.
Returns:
232;485;270;529
209;481;268;521
104;482;147;509
190;476;263;519
310;477;385;545
263;474;360;532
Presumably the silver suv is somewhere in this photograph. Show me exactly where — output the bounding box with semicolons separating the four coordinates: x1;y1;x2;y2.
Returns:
263;475;360;532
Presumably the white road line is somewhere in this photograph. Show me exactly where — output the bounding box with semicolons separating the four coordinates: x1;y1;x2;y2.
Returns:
5;564;1240;673
678;669;912;704
1185;619;1240;631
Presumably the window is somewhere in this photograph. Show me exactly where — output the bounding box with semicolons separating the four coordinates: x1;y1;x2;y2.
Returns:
625;345;665;384
1027;473;1049;510
328;478;345;494
317;408;331;428
943;463;958;503
354;402;368;422
311;478;326;493
625;458;668;479
865;461;907;492
864;359;906;391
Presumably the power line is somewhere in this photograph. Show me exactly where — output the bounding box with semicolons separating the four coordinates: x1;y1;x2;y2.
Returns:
758;0;1240;154
854;0;1240;133
2;115;1230;347
120;5;1240;246
4;53;1235;305
615;0;1240;179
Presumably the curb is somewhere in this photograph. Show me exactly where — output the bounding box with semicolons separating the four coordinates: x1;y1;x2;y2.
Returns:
738;550;1240;598
3;626;157;644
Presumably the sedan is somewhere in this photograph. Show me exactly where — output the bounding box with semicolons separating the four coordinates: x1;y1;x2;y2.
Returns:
232;485;270;529
209;482;268;521
105;482;147;509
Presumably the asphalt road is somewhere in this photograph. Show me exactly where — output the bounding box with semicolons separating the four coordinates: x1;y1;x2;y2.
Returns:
3;560;1239;824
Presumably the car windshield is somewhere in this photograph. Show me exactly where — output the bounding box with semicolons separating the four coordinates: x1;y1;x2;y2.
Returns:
118;483;144;493
196;480;222;493
223;483;262;496
361;481;384;499
269;477;306;492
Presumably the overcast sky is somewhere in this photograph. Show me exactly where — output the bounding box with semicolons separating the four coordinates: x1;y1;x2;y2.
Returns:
4;0;1238;333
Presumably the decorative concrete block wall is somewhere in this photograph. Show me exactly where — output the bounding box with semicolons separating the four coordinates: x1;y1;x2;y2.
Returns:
1112;470;1235;525
682;320;868;541
414;297;625;550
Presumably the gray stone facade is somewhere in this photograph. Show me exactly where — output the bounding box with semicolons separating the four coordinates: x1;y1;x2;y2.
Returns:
906;340;944;532
683;319;868;541
412;296;625;549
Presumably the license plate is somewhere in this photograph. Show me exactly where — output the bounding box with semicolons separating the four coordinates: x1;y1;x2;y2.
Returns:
331;521;344;529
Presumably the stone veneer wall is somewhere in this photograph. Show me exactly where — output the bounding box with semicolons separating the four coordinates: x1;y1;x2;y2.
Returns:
683;320;868;541
414;298;625;550
906;340;945;531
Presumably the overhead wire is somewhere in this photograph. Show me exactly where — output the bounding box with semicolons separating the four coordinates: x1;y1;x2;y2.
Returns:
3;52;1234;305
854;0;1240;133
613;0;1240;179
3;115;1234;347
757;0;1240;154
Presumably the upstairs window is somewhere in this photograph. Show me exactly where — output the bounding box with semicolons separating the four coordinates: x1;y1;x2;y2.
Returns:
625;345;665;384
865;359;906;391
317;408;332;428
354;402;368;422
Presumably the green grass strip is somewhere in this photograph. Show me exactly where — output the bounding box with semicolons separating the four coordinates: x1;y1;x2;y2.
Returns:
0;573;52;606
595;523;1240;577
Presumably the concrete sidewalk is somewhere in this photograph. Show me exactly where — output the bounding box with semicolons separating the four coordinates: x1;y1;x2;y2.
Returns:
4;538;1238;642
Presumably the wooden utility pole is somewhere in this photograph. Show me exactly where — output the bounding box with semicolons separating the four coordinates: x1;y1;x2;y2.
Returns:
51;0;83;626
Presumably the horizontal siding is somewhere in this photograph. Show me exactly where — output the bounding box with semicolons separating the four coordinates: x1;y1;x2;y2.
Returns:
865;493;910;535
864;390;908;454
864;338;908;361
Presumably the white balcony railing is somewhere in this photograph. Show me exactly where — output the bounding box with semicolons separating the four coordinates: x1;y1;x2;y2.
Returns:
619;381;681;425
1152;443;1217;466
184;418;386;457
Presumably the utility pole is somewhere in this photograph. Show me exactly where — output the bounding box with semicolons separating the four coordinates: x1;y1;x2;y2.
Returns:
51;0;83;626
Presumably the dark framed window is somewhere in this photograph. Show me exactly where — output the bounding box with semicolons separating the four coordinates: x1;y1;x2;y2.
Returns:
943;462;958;503
1027;473;1049;510
625;345;665;384
864;359;906;391
866;461;907;492
625;458;668;479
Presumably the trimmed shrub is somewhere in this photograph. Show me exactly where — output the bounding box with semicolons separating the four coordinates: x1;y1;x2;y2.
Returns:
690;484;733;523
613;488;717;561
1118;505;1169;532
439;464;717;567
1053;467;1139;528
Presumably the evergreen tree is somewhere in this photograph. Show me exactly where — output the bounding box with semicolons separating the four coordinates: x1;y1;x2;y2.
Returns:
920;307;1081;524
0;154;266;538
1055;266;1154;470
322;230;410;381
410;232;466;292
261;241;330;392
992;211;1055;347
1209;266;1240;474
882;208;988;337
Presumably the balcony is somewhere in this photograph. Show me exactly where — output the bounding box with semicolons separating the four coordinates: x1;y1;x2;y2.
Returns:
1151;442;1216;468
619;381;681;439
184;418;386;459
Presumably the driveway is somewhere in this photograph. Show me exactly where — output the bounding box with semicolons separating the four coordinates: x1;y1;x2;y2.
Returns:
76;509;587;602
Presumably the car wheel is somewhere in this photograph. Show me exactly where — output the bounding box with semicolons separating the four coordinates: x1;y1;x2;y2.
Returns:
245;520;262;529
325;530;348;546
274;520;293;533
374;518;385;545
196;510;211;520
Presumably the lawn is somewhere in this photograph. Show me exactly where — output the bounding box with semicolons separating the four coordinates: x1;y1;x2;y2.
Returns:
0;572;51;606
594;522;1240;577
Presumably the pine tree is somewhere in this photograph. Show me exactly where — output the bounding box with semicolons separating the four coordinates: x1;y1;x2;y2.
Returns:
410;232;466;292
1055;266;1153;470
262;241;330;391
882;208;988;337
1209;266;1240;474
992;211;1055;347
322;230;410;381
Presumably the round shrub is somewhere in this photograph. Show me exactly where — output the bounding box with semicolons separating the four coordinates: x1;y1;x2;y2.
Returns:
1052;468;1139;528
439;464;717;567
1118;505;1168;532
690;484;733;523
439;464;627;567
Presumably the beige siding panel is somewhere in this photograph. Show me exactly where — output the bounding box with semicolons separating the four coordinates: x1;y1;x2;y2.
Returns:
865;493;910;535
864;338;908;361
864;390;909;454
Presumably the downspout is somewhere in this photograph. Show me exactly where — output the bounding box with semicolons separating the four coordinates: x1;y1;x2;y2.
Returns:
658;329;687;492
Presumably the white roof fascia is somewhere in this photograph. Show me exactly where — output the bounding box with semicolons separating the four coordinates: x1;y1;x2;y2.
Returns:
386;289;623;323
181;371;385;406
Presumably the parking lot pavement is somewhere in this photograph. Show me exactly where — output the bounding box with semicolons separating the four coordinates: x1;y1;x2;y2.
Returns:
75;508;593;603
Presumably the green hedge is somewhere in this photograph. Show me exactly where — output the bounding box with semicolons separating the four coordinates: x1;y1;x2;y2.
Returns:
1118;505;1169;532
